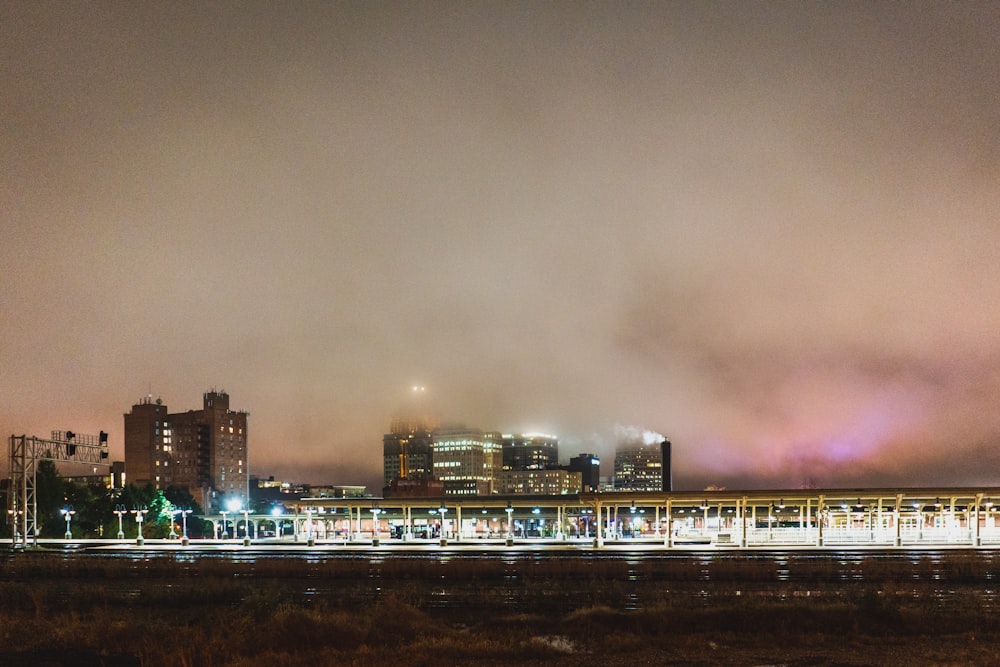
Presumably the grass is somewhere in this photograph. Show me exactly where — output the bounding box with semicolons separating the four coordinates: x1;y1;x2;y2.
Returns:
1;549;1000;665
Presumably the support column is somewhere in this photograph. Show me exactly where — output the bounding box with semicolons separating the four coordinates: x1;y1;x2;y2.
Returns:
975;493;982;547
594;502;604;548
816;495;825;547
895;494;903;547
557;506;565;540
456;505;463;543
738;498;747;548
665;499;673;548
805;498;811;545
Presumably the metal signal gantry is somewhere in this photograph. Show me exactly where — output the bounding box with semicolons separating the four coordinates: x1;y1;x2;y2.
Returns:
7;431;110;548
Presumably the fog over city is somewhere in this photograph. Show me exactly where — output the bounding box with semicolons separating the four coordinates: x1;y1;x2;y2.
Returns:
3;3;999;492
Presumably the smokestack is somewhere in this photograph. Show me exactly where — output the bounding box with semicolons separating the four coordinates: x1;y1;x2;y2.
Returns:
661;439;672;492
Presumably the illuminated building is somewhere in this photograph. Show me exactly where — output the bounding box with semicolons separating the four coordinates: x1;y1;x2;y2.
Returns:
496;468;582;495
382;415;437;488
430;427;502;495
613;438;670;492
124;390;248;511
567;453;601;492
501;433;559;470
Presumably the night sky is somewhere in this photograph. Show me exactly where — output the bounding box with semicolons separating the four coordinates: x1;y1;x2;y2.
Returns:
3;3;999;492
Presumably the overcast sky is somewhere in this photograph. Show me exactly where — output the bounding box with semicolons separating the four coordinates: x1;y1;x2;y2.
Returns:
3;2;999;492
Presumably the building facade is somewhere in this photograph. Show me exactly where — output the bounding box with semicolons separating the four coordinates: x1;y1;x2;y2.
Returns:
124;390;248;511
501;433;559;470
431;427;502;495
496;468;582;495
613;439;670;492
567;453;601;492
382;416;436;489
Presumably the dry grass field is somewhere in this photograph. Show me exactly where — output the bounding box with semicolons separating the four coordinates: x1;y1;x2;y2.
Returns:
1;549;999;666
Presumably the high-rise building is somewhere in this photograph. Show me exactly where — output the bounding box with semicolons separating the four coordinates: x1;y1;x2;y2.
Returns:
567;453;601;492
124;390;248;511
613;438;669;492
502;433;559;470
430;427;502;495
382;416;436;488
496;468;582;495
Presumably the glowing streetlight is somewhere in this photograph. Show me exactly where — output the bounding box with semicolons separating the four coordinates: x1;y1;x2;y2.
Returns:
60;508;75;539
131;506;148;546
270;505;283;540
179;509;193;546
7;508;22;543
168;509;179;539
113;505;127;540
370;506;383;546
438;505;448;546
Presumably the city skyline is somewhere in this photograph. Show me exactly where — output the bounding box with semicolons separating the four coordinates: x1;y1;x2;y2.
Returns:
3;4;999;494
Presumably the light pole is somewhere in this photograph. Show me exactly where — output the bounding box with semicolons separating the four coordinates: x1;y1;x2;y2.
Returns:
306;508;315;547
113;505;127;540
270;506;283;540
168;509;179;539
219;511;229;540
180;509;192;546
438;505;448;546
60;508;75;539
132;507;148;546
7;509;21;543
370;506;383;546
505;502;514;547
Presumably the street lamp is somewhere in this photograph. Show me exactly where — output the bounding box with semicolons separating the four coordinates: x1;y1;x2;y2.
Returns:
113;505;127;540
305;508;315;546
224;498;250;545
180;509;193;546
7;508;22;543
505;502;514;547
219;510;229;540
270;506;283;540
131;506;148;546
370;506;383;546
60;508;75;539
438;505;448;546
168;509;180;539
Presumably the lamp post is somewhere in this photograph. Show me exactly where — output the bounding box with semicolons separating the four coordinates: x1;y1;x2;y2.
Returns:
219;511;229;541
7;509;21;543
113;505;127;540
60;508;75;540
270;506;283;541
241;508;251;546
370;506;383;546
180;509;192;546
438;505;448;546
505;502;514;547
132;507;148;546
168;509;179;539
306;508;315;547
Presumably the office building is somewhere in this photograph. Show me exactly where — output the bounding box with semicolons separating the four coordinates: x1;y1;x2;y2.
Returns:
431;427;502;495
496;468;582;495
613;438;670;492
502;433;559;470
567;453;601;492
124;390;248;511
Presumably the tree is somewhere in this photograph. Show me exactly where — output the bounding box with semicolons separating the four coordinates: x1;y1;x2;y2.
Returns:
35;459;69;538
